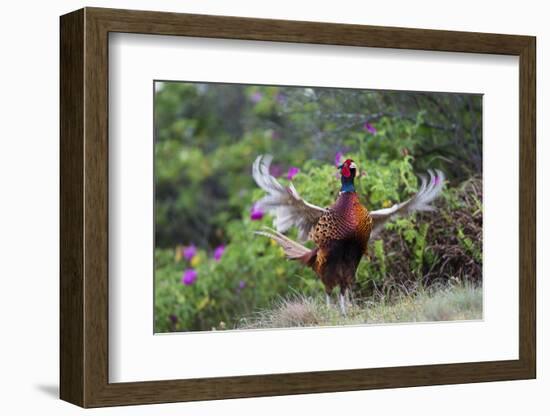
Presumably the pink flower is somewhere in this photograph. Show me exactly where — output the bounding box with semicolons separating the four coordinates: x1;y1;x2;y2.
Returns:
250;203;264;221
250;91;263;103
286;167;300;180
182;244;197;261
434;175;441;186
213;245;225;261
334;151;344;166
364;122;377;135
181;269;198;285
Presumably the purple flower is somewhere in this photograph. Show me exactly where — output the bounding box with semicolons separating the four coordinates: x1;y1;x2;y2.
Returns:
286;167;300;180
275;93;286;104
169;314;178;324
181;269;198;286
250;203;264;221
182;244;197;261
434;175;441;186
364;121;377;135
250;91;263;103
236;280;247;293
213;245;225;261
269;164;283;177
334;151;344;166
271;130;281;140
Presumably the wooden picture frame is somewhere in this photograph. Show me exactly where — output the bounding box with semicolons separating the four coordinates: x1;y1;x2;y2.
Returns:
60;7;536;408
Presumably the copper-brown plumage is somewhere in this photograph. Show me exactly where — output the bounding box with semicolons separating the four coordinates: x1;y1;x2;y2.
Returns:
252;155;445;314
306;192;373;297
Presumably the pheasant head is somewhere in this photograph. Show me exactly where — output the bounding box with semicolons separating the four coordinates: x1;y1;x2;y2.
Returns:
338;159;357;193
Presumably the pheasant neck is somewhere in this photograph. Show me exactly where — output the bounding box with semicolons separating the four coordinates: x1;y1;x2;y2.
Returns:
340;177;355;193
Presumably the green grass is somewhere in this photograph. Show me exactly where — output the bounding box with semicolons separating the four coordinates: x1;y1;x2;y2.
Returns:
237;284;482;329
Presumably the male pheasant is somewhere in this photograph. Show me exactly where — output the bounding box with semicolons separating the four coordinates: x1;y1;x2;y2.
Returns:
252;155;445;315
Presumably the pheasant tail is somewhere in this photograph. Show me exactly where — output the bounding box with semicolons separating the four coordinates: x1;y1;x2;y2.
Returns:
254;227;316;266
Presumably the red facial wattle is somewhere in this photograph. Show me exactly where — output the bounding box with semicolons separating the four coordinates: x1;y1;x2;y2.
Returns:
341;159;354;178
342;165;351;177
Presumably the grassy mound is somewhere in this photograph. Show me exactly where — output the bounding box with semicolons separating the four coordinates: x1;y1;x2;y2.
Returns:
237;284;482;330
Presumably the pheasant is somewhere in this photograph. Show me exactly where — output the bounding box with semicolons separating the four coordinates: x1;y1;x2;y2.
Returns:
252;155;445;315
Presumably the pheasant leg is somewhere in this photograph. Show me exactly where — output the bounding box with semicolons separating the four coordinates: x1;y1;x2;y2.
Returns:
339;293;347;316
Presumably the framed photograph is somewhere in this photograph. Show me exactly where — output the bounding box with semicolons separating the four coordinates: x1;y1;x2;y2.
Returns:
60;7;536;408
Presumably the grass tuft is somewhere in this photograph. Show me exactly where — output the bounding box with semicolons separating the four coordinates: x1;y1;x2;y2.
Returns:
237;283;482;330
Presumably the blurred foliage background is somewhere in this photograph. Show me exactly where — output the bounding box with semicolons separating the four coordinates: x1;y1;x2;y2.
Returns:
154;81;482;332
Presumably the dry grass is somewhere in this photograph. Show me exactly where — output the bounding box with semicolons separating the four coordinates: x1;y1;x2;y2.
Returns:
237;284;482;329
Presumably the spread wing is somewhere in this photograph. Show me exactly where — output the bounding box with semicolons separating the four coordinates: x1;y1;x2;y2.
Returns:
252;155;327;241
370;169;445;239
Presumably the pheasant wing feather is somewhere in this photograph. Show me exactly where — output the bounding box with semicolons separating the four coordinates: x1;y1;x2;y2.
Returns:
252;155;327;241
370;169;445;238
